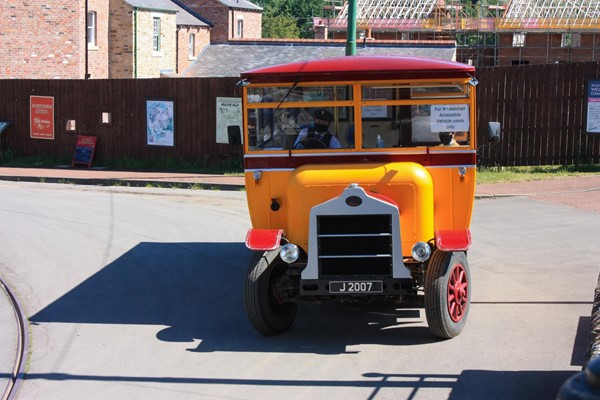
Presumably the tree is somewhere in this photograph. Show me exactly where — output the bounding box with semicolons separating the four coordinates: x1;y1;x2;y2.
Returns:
263;13;300;38
253;0;323;39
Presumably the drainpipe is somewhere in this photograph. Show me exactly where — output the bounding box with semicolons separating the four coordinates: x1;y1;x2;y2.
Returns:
346;0;357;56
85;0;90;79
134;7;138;78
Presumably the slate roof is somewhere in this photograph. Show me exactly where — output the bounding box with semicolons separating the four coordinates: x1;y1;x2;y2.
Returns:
170;1;211;26
218;0;262;11
183;41;457;78
123;0;180;12
124;0;210;26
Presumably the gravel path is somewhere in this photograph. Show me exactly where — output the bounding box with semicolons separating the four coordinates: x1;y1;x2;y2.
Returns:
476;175;600;214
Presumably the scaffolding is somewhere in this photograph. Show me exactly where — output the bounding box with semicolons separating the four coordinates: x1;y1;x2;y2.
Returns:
320;0;600;66
331;0;600;30
326;0;503;34
500;0;600;30
337;0;438;22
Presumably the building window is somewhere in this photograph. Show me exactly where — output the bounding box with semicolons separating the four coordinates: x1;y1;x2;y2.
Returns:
562;33;581;48
153;17;161;52
188;33;195;57
237;18;243;38
87;11;97;47
512;32;526;47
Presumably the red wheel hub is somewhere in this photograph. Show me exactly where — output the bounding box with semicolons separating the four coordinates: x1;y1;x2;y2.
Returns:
447;263;468;323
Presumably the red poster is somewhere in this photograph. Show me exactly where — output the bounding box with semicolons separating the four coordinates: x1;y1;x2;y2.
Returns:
30;96;55;139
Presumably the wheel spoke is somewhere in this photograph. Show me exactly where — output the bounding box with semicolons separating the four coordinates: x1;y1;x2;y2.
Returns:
447;263;468;323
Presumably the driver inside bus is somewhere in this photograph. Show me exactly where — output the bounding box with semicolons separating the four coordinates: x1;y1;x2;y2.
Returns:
293;109;342;149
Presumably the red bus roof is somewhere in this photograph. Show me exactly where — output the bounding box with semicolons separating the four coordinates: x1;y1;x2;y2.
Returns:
240;55;475;84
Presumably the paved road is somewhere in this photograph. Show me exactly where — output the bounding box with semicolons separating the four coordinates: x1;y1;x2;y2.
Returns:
0;181;598;400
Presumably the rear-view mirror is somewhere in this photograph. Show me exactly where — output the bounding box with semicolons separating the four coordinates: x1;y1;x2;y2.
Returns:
487;122;501;143
227;125;242;146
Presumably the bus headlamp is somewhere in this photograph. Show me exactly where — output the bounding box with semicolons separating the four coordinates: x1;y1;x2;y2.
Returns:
280;244;299;264
411;242;431;262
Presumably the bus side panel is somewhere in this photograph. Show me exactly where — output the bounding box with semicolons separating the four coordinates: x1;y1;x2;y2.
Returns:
429;166;476;233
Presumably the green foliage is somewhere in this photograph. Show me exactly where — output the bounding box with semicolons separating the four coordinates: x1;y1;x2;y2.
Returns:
263;13;300;38
253;0;323;38
0;152;70;168
476;164;600;184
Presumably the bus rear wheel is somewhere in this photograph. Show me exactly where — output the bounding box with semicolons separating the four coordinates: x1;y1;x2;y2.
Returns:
244;250;298;335
424;250;470;339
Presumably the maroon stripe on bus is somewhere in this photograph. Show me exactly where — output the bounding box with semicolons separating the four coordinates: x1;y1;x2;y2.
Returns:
244;152;476;170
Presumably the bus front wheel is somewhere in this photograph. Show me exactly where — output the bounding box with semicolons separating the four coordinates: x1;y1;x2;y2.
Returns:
424;250;471;339
244;250;298;335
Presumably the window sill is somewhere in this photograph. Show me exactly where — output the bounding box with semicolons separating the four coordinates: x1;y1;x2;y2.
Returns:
152;52;163;58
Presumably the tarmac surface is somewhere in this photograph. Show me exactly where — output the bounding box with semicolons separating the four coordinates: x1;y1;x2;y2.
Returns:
0;166;599;399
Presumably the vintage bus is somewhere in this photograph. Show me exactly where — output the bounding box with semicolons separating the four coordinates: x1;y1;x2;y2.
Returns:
239;55;500;339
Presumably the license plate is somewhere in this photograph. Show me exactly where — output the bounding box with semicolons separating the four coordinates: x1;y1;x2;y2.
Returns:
329;280;383;294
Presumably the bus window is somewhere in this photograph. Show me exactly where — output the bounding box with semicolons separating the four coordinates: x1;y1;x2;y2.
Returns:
410;104;471;146
359;82;472;149
247;106;354;151
360;103;471;149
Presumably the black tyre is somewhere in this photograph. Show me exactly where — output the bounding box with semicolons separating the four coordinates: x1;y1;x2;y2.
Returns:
424;250;470;339
244;250;298;335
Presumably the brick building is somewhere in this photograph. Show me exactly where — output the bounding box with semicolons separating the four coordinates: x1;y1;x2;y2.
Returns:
0;0;261;79
314;0;600;67
176;0;262;44
1;0;95;79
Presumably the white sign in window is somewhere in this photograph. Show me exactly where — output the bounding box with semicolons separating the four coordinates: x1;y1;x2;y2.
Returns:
430;105;470;132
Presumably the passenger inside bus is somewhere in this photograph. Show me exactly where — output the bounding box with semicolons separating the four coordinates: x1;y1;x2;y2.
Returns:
439;132;459;146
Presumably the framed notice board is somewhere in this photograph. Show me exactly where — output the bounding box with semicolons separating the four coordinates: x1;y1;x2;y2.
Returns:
72;135;97;168
586;79;600;134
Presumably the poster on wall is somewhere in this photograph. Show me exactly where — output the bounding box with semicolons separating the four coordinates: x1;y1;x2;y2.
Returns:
30;96;55;139
586;80;600;134
216;97;242;144
146;99;175;147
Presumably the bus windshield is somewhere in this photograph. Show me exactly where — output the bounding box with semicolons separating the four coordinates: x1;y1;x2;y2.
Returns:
245;81;473;151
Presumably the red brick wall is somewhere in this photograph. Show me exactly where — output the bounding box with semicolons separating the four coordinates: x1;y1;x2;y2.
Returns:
232;9;261;39
177;26;211;73
497;32;599;65
177;0;261;44
88;0;110;78
0;0;86;79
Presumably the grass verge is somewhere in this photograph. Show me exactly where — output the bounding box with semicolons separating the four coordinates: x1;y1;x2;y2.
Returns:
477;164;600;184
